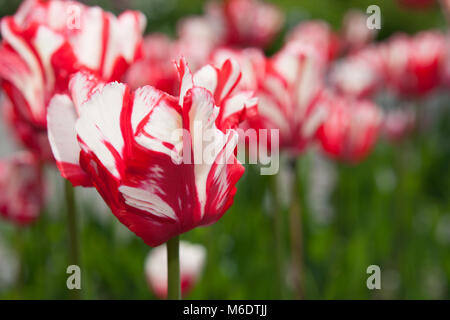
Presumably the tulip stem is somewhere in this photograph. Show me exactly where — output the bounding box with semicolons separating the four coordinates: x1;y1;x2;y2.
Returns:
64;180;80;300
167;235;180;300
288;158;304;299
15;226;24;298
269;174;285;298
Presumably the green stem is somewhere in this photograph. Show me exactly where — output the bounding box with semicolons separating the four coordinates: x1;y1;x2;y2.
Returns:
167;235;180;300
35;161;48;297
394;143;407;242
37;210;48;297
15;227;24;299
269;174;284;299
64;180;80;300
288;158;304;299
348;165;359;229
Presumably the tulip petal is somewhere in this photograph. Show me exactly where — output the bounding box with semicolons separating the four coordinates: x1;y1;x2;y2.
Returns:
203;131;244;224
183;87;228;219
76;83;128;178
47;94;92;187
176;58;194;107
193;64;218;94
131;86;183;161
0;18;45;124
69;71;105;113
102;11;147;80
214;58;241;104
218;91;258;130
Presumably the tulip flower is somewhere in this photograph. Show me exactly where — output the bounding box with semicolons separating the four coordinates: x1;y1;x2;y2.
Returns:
145;241;206;299
244;43;327;156
316;92;384;163
126;22;219;94
0;1;145;293
174;0;283;53
0;152;44;226
0;0;146;161
48;57;254;299
341;10;378;53
175;15;224;71
124;34;179;94
2;96;54;161
210;45;327;298
124;19;222;95
329;47;384;99
253;41;329;298
218;0;284;48
287;20;340;67
125;14;226;94
48;57;255;246
210;48;267;92
380;31;447;97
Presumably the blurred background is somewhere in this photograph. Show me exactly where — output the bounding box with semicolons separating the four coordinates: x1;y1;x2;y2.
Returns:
1;0;450;299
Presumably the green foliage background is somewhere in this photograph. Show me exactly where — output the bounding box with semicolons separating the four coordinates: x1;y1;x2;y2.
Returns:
0;0;450;299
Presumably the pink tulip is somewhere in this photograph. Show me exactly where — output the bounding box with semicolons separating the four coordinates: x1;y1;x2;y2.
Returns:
0;0;145;161
47;58;256;246
145;241;206;299
0;152;44;226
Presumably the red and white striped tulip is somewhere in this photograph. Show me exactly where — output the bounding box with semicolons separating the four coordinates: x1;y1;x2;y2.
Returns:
316;92;384;163
2;96;54;161
219;0;284;48
47;58;255;246
0;0;145;161
287;20;340;68
145;241;206;299
380;31;447;97
210;48;267;92
0;152;44;226
208;48;268;162
175;15;224;72
329;46;384;99
244;43;328;155
124;34;179;94
125;14;227;94
341;10;378;53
